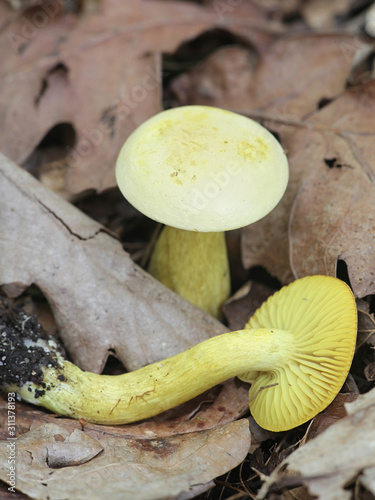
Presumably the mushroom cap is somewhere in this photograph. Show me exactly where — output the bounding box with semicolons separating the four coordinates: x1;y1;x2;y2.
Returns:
239;275;357;432
116;106;289;232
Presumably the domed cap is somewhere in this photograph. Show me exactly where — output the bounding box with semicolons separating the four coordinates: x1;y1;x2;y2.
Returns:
116;106;289;232
239;276;357;432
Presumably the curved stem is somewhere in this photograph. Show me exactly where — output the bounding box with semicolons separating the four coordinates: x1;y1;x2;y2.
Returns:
148;227;230;319
12;328;293;425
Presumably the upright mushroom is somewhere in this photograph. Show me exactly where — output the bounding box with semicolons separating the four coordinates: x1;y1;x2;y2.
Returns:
1;276;357;431
115;105;289;318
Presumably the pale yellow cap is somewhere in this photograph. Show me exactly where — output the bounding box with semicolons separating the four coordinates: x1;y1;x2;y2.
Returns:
116;106;289;232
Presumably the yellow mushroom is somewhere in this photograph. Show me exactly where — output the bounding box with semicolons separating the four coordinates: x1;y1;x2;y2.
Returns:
115;105;289;318
0;276;357;431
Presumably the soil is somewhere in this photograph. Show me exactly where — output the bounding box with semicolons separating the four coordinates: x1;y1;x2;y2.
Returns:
0;298;64;393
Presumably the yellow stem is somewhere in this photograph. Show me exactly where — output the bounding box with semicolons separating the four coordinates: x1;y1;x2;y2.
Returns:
12;328;293;425
148;227;230;318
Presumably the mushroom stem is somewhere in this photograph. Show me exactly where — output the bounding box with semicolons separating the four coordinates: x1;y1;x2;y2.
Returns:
148;226;230;319
7;328;292;426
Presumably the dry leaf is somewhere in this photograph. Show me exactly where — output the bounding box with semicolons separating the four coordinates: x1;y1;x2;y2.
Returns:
243;80;375;298
357;299;375;348
171;32;359;121
21;427;104;468
287;81;375;296
258;387;375;500
301;0;353;28
0;0;271;194
0;153;227;373
304;392;358;441
0;420;250;500
249;0;303;19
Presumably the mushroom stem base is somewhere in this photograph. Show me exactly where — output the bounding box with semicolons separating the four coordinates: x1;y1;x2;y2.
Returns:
8;328;293;426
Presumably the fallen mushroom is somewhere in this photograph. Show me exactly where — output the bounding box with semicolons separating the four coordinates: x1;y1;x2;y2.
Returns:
116;105;289;318
0;276;357;431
